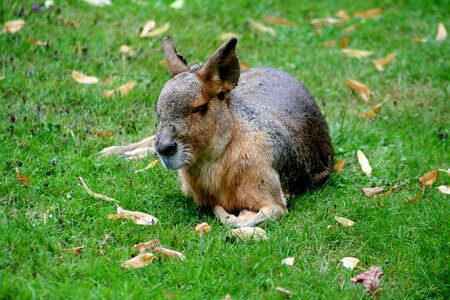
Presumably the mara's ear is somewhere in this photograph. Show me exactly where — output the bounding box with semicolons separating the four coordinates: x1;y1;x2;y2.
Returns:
198;37;240;93
162;36;190;76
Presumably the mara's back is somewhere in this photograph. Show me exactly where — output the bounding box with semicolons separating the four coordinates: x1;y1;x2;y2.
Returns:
232;67;333;194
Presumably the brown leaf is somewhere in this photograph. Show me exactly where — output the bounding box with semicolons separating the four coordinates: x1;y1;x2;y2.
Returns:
140;20;156;37
437;185;450;195
334;159;345;172
412;34;428;43
103;81;137;98
336;10;350;21
135;159;160;173
436;22;447;42
16;168;33;185
405;185;425;204
95;131;112;138
142;22;170;38
2;20;25;33
322;40;336;48
371;52;397;71
78;177;117;202
310;18;343;26
380;185;398;198
134;239;159;253
342;49;373;58
239;62;250;71
263;15;296;26
339;35;350;48
27;38;49;46
335;216;355;227
67;245;84;255
195;222;211;234
420;170;438;186
359;101;387;118
154;246;186;261
248;20;276;36
109;206;158;226
121;253;155;269
361;187;385;198
351;266;383;295
275;287;293;297
345;79;370;102
353;8;383;19
357;150;372;177
228;227;268;241
71;70;99;84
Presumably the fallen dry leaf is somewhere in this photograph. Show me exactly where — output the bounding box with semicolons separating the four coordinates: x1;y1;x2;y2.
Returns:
359;101;387;118
341;257;360;270
361;187;385;198
155;246;186;261
342;48;373;58
134;239;159;253
371;52;397;71
351;266;383;295
335;216;355;227
412;34;428;43
27;38;49;46
248;20;276;36
420;170;438;186
334;159;345;172
2;20;25;33
71;71;99;84
108;206;158;226
263;15;296;26
405;185;426;204
142;22;170;38
436;22;447;42
140;20;156;37
275;287;293;298
121;253;155;269
120;45;134;61
240;62;250;71
281;257;295;266
344;25;358;32
95;131;112;138
437;185;450;194
322;40;337;48
170;0;184;9
310;17;343;26
357;150;372;177
380;185;398;198
195;222;211;234
339;35;350;48
135;159;160;173
353;8;383;19
228;227;268;241
219;32;238;41
336;10;350;21
16;168;33;185
345;79;370;102
78;177;117;202
103;81;137;98
67;245;84;255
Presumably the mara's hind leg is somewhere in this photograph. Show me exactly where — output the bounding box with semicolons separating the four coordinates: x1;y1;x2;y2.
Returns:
100;135;156;159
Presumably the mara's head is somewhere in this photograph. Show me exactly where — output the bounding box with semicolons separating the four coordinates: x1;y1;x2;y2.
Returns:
155;36;240;169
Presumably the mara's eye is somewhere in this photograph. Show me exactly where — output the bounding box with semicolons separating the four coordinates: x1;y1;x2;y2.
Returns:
217;92;225;101
193;102;208;114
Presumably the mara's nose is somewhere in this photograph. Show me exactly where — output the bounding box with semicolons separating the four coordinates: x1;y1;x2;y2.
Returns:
156;141;178;157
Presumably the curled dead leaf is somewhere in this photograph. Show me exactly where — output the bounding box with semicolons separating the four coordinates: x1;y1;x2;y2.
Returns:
351;266;383;295
420;170;438;186
361;186;385;198
263;15;296;26
248;20;276;36
71;70;99;84
155;246;186;261
195;222;211;234
27;38;49;46
405;185;426;204
142;22;170;38
121;253;155;269
339;35;350;48
16;168;33;185
135;159;160;173
437;185;450;194
341;257;360;270
359;101;387;118
345;79;370;102
108;206;158;226
281;257;295;266
335;216;355;227
103;81;137;98
353;8;383;19
140;20;156;37
357;150;372;177
78;177;117;202
336;10;350;21
342;49;373;58
334;159;345;172
380;185;398;198
228;227;268;241
436;22;447;42
134;239;159;253
371;52;397;71
2;20;25;33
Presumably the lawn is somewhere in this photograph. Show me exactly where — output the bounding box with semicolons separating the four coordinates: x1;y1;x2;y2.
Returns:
0;0;449;299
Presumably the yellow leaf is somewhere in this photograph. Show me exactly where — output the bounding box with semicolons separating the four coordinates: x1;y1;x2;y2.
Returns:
170;0;184;9
121;253;155;269
436;22;447;42
195;222;211;234
310;17;343;26
78;177;117;202
135;159;160;173
219;32;238;41
353;8;383;19
334;159;345;172
341;257;360;269
361;187;385;198
248;20;276;36
27;38;48;46
342;48;373;58
437;185;450;195
228;227;268;241
339;35;350;48
263;15;296;26
16;168;33;185
2;19;25;34
357;150;372;177
71;70;99;84
335;216;355;227
345;79;370;102
336;10;350;21
103;81;137;98
322;40;336;48
154;246;186;261
142;22;170;38
420;170;438;186
140;20;156;37
371;52;397;71
359;101;387;118
281;257;295;266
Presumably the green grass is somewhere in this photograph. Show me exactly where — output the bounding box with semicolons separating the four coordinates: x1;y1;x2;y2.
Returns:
1;0;449;299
